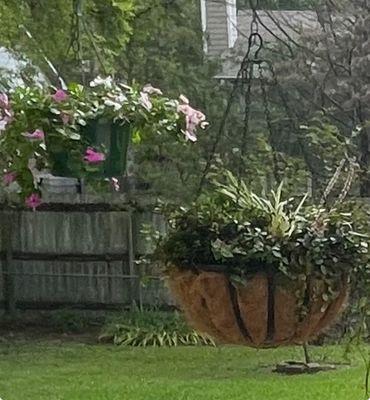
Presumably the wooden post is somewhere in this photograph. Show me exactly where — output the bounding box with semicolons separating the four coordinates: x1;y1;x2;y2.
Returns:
127;210;137;310
1;210;16;316
138;259;143;312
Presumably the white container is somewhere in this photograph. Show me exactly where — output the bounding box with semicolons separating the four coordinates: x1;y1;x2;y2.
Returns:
41;176;79;194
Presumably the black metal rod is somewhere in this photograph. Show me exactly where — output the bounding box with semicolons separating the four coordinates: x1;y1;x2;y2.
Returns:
228;279;253;343
266;273;276;342
303;343;311;364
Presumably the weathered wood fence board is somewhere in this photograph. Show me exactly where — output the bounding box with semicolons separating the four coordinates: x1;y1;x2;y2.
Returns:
0;209;170;309
15;212;130;254
7;260;131;305
0;260;4;305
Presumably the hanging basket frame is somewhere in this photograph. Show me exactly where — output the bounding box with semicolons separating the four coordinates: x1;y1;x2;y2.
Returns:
168;267;349;347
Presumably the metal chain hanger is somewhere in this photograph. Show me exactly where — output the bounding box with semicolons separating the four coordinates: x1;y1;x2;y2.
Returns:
65;0;109;85
197;0;281;196
64;0;85;84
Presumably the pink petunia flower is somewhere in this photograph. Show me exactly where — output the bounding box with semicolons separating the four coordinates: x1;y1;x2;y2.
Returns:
184;130;197;142
179;94;189;105
0;119;8;131
139;92;153;111
177;97;207;142
84;148;106;164
60;112;70;125
25;193;42;211
0;93;13;132
3;171;17;186
24;129;45;140
52;89;69;103
0;93;10;109
142;84;163;96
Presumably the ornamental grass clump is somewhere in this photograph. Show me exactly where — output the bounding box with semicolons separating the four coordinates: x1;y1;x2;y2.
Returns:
99;311;215;347
156;171;370;347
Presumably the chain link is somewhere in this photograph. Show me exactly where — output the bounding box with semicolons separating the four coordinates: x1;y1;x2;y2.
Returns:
66;0;85;83
67;1;78;58
251;20;259;34
250;0;259;46
196;0;265;197
258;63;281;181
239;62;254;176
249;0;260;11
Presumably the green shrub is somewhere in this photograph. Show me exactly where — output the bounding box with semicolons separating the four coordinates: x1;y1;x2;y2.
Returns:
99;311;215;347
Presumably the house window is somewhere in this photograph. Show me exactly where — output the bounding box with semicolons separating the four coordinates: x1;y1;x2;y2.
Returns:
200;0;208;53
226;0;238;48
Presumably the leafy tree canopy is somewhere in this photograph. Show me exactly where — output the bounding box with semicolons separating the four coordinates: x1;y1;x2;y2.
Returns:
0;0;135;84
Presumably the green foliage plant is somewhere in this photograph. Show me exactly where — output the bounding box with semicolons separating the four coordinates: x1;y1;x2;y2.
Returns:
156;170;369;302
99;310;215;347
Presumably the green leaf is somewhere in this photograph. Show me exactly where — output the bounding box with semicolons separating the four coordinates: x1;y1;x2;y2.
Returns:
68;133;81;140
132;129;142;144
230;274;247;286
77;119;87;126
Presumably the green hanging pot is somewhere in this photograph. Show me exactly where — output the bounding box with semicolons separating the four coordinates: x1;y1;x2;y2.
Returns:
84;118;131;177
48;119;131;178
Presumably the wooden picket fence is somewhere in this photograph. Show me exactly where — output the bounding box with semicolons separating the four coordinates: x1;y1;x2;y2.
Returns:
0;199;171;312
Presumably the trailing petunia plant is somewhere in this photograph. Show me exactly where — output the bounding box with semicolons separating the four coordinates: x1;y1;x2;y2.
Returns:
0;77;207;209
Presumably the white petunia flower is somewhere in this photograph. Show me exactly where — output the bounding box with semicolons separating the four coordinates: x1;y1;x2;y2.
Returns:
90;76;113;89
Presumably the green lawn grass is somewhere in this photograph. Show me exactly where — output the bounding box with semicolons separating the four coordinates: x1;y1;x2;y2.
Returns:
0;341;368;400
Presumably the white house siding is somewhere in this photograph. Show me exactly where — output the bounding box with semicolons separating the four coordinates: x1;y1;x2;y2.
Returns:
205;0;229;56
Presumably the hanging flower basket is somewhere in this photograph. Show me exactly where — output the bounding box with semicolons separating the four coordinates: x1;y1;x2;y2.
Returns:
0;78;207;209
156;171;368;347
168;269;348;347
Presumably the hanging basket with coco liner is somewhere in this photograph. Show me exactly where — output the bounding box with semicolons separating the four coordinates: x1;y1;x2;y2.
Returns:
154;3;369;349
159;163;366;348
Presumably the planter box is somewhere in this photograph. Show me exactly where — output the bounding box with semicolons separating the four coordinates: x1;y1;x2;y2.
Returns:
41;176;80;195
